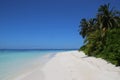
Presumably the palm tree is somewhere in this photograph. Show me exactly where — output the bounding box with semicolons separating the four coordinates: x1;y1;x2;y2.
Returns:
95;3;120;44
79;3;120;65
79;18;88;38
79;18;97;39
97;3;120;31
79;4;120;53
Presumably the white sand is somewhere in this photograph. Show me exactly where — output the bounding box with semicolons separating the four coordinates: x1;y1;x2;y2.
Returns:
14;51;120;80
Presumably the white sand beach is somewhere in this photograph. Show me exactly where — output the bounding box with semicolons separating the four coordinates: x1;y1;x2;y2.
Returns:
14;51;120;80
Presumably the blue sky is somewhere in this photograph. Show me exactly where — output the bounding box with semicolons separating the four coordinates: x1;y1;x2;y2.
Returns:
0;0;120;49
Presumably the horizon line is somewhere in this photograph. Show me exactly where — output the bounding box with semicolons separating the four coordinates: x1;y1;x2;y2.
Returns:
0;48;78;50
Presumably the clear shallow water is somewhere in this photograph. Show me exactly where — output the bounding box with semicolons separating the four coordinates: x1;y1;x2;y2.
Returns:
0;49;69;80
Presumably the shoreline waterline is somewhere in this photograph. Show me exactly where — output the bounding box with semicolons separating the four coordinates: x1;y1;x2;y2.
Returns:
0;50;70;80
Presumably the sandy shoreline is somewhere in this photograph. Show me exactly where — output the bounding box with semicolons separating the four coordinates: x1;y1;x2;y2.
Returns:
14;51;120;80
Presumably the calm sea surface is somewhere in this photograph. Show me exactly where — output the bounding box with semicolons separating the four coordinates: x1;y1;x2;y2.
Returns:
0;49;71;80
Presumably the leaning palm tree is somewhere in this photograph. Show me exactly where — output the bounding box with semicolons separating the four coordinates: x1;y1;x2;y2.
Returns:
79;18;89;38
79;18;97;39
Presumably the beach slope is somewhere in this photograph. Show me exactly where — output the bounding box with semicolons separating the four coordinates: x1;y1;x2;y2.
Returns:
42;51;120;80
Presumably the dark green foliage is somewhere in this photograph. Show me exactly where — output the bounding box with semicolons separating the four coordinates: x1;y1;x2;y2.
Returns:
79;4;120;66
98;28;120;66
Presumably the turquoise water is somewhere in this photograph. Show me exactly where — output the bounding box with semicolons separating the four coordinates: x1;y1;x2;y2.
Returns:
0;50;68;80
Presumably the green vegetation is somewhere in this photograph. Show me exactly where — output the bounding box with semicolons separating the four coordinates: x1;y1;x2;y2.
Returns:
79;4;120;66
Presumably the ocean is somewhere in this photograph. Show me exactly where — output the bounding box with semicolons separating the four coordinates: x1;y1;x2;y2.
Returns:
0;49;71;80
